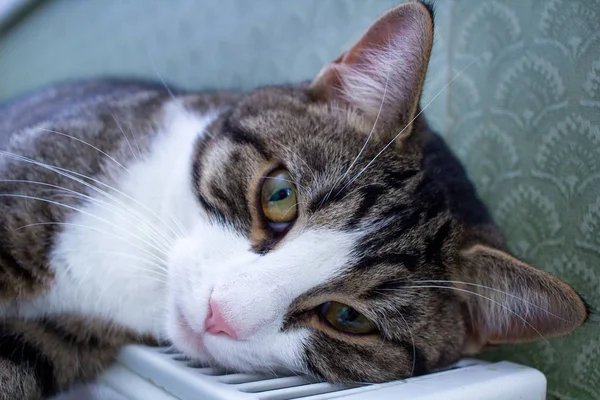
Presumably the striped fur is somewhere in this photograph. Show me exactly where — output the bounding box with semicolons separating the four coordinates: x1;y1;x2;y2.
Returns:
0;2;588;398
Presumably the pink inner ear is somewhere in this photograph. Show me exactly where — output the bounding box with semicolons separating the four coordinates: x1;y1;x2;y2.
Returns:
458;245;589;345
308;2;434;130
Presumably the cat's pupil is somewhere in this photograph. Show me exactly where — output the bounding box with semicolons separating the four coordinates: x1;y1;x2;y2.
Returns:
270;188;291;203
320;301;375;334
337;306;359;324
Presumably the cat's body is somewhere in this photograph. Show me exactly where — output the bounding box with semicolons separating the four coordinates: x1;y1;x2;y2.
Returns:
0;81;218;334
0;3;588;399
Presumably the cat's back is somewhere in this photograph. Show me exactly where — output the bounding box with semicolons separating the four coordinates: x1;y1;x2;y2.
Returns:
0;79;172;152
0;80;166;137
0;79;178;271
0;79;218;306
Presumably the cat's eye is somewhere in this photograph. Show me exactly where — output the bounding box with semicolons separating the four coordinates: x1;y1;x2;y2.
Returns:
318;301;376;335
260;169;298;229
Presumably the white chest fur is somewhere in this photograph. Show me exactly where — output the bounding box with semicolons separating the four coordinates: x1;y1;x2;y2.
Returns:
6;102;218;338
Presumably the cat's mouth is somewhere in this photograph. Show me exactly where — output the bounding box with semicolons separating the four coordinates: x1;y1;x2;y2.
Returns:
176;307;207;353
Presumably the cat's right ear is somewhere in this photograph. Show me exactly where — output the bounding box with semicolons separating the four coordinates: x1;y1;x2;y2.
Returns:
308;1;434;148
455;244;589;353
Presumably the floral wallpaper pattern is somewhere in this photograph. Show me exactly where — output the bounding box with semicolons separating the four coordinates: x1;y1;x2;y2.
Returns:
446;1;600;398
0;0;598;398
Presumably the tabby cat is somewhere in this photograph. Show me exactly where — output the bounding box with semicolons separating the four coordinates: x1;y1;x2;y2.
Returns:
0;2;588;399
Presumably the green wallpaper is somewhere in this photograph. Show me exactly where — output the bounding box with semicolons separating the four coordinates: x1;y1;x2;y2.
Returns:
445;1;600;399
0;0;598;398
0;0;449;132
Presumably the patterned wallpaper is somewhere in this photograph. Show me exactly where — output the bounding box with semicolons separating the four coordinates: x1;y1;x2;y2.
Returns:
445;1;600;398
0;0;599;398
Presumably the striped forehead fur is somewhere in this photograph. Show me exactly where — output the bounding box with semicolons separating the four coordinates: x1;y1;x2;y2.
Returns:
185;82;471;382
186;77;586;383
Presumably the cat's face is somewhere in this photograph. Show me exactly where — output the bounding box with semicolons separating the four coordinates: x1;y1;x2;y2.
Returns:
167;86;463;382
165;2;587;383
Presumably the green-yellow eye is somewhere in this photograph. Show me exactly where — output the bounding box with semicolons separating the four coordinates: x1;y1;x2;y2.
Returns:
319;301;376;334
260;169;298;226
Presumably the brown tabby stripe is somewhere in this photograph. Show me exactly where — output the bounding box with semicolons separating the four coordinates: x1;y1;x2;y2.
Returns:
0;327;56;397
222;117;271;160
0;316;145;399
306;185;350;214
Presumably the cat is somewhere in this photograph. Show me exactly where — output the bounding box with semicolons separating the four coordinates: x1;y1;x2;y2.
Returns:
0;2;589;399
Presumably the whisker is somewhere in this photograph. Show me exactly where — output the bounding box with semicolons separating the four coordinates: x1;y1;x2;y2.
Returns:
114;263;169;282
148;123;187;236
16;221;168;266
130;123;144;159
395;279;572;323
146;53;187;114
107;108;139;161
1;179;175;249
341;56;482;193
4;194;170;257
91;250;168;275
0;149;183;240
169;215;188;236
283;201;308;216
129;272;169;286
323;64;391;207
52;191;174;249
379;284;556;353
35;128;130;173
54;164;183;241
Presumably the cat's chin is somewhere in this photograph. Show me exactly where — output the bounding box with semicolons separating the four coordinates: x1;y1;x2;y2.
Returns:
165;306;216;366
176;306;208;354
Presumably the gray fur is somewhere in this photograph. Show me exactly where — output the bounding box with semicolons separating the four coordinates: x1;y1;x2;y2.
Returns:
0;82;171;300
0;2;588;397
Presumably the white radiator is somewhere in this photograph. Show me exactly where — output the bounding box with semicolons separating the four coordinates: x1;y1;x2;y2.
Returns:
99;345;547;400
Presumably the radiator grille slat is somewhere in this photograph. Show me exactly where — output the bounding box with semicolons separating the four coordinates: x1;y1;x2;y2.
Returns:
101;345;545;400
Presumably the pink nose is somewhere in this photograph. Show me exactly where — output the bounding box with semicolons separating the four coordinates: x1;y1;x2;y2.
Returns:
205;300;239;340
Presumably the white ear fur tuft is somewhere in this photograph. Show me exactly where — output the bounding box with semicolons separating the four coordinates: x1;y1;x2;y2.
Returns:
456;244;588;349
309;2;434;142
337;40;414;121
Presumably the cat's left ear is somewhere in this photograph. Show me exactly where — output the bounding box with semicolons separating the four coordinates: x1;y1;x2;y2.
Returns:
308;1;434;147
455;244;589;352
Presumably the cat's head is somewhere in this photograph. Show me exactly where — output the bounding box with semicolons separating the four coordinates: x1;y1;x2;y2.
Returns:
165;1;588;383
